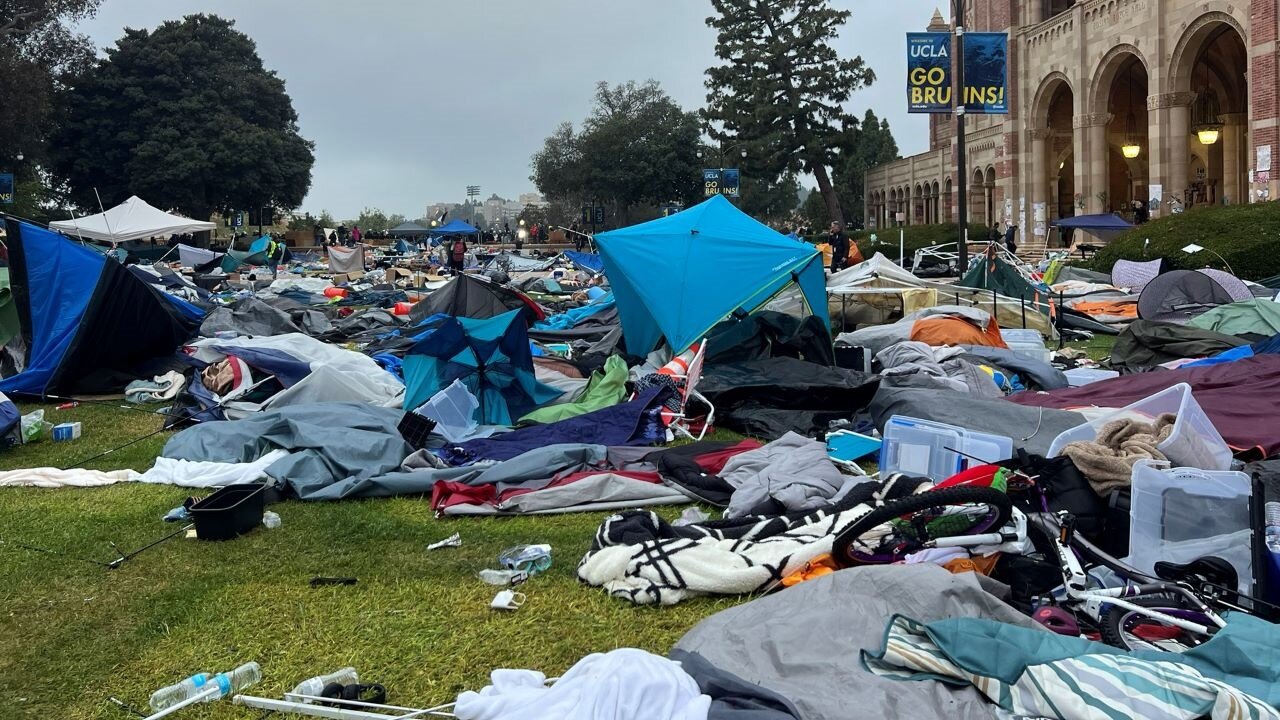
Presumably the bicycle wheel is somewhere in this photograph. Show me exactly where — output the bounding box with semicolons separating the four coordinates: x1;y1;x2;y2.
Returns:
1099;594;1216;653
832;486;1012;567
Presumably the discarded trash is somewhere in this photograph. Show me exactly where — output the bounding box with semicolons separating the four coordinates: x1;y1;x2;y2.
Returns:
478;569;529;586
310;576;357;587
20;410;51;443
291;667;359;704
56;401;79;410
52;422;82;442
149;662;260;713
427;532;462;550
261;511;281;529
490;589;527;611
672;507;711;527
149;672;212;712
498;544;552;575
163;505;192;523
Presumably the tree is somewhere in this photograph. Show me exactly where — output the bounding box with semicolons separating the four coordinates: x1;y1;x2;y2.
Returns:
51;14;315;222
354;206;390;232
834;109;900;228
704;0;875;225
532;80;703;224
0;0;100;169
738;171;800;224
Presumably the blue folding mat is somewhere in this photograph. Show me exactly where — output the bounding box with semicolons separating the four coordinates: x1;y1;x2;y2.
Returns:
595;195;830;355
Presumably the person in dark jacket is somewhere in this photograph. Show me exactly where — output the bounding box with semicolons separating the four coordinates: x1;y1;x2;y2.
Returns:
828;221;850;273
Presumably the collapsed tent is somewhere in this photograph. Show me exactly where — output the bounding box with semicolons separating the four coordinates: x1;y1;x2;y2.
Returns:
1110;258;1168;292
698;357;878;439
221;235;277;272
402;309;561;425
176;244;223;269
563;251;604;275
1187;298;1280;338
828;253;1054;336
407;273;545;325
1008;353;1280;457
1136;269;1240;323
597;195;829;355
0;218;202;396
49;195;215;243
1109;319;1250;372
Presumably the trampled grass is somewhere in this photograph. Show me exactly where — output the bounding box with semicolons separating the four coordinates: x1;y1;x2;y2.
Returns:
0;403;739;719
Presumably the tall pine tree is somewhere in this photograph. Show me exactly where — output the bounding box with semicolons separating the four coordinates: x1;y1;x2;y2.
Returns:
835;109;900;228
704;0;874;225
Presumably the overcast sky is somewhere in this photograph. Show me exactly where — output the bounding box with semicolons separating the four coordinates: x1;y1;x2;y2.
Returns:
76;0;941;219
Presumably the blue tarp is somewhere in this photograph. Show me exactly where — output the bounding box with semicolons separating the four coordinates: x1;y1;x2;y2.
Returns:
596;195;829;354
428;219;480;236
563;250;605;275
534;292;615;331
1183;333;1280;368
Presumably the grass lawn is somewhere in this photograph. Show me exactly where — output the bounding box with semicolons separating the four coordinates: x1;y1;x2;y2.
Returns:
0;404;741;719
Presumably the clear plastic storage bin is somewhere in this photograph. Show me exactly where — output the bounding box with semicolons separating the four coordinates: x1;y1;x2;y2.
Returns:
1127;460;1254;593
1046;382;1232;471
880;416;1014;482
1062;368;1120;387
1000;329;1052;364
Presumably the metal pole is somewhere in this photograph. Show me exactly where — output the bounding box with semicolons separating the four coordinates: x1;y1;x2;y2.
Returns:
954;0;969;274
899;227;904;267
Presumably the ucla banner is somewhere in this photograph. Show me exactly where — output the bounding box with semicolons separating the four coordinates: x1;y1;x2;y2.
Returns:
702;168;741;198
906;32;952;113
963;32;1008;114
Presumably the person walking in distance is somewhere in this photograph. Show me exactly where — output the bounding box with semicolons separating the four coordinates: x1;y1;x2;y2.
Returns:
828;220;851;273
448;235;467;274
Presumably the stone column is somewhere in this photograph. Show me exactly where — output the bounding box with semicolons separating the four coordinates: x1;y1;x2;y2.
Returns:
1221;113;1246;205
1169;101;1191;208
1076;113;1113;213
1147;92;1194;215
1030;128;1052;227
983;186;993;225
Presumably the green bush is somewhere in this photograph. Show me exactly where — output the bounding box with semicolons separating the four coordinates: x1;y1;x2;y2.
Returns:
1085;202;1280;281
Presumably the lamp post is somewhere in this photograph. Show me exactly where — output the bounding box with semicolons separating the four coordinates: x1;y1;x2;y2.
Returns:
953;0;969;274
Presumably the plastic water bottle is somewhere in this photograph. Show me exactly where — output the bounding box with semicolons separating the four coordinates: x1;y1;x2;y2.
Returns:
202;662;262;702
291;667;359;703
149;673;210;712
1265;501;1280;553
478;569;528;586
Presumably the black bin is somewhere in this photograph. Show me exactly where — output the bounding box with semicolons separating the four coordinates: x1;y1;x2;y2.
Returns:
190;483;267;541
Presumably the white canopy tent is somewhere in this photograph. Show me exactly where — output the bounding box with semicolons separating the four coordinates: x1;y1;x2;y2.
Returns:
49;195;215;244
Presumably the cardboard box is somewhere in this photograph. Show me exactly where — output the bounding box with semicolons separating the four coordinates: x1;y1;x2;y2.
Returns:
53;422;82;442
333;271;366;285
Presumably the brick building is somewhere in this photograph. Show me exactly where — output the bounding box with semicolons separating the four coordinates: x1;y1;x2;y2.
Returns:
865;0;1275;251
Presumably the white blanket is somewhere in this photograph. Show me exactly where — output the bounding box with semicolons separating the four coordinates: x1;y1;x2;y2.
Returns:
455;649;709;720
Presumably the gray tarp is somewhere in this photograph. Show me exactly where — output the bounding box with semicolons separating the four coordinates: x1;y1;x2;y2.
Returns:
200;296;316;338
720;431;861;518
957;344;1069;390
869;383;1086;456
672;565;1040;720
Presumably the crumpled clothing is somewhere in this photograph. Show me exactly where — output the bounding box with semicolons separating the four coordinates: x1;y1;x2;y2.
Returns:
632;372;684;413
1062;414;1174;495
454;648;710;720
720;431;860;518
0;467;141;488
876;341;1002;397
124;371;188;404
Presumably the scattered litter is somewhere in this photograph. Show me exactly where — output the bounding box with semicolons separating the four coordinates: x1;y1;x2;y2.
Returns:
426;532;462;550
52;422;82;442
490;589;527;611
261;510;281;529
56;402;79;410
672;507;710;527
478;569;529;586
20;411;51;443
498;544;552;575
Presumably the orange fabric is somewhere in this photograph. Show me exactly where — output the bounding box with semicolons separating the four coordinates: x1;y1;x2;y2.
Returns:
942;554;1001;576
909;315;1009;349
1071;300;1139;318
817;243;863;267
780;553;840;587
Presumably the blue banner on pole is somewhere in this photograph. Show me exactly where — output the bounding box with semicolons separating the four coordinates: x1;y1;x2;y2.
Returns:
0;173;12;205
721;168;740;198
963;32;1009;114
906;32;952;114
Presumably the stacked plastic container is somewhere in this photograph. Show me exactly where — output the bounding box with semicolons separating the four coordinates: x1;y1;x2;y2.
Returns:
1127;460;1254;593
879;416;1014;482
999;328;1051;364
1047;383;1232;471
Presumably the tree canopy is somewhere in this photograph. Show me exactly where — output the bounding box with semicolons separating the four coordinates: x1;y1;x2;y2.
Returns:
834;109;900;228
51;14;315;222
704;0;875;225
532;80;702;225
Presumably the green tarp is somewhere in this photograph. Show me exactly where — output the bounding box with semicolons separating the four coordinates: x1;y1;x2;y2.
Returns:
1188;299;1280;337
519;355;628;425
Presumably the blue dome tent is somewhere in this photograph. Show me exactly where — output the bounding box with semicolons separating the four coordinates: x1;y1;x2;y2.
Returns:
595;195;830;355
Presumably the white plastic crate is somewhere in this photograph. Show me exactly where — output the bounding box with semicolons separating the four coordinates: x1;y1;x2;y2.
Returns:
1047;383;1232;471
880;415;1013;482
1126;460;1253;593
1000;328;1045;345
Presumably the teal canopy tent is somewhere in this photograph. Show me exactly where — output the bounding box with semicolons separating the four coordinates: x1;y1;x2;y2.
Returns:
596;195;829;355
